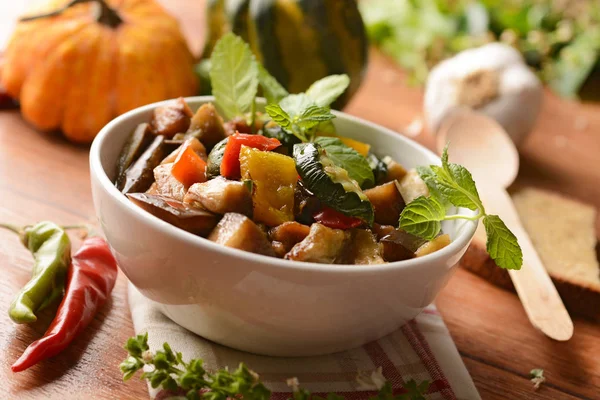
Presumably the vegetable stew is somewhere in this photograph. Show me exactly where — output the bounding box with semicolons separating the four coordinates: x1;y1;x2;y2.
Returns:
113;98;450;265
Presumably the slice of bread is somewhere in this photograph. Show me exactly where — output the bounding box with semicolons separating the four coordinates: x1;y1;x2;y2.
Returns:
461;187;600;320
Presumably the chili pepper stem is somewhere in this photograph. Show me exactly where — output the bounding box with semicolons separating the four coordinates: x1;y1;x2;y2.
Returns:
0;223;22;235
62;224;88;231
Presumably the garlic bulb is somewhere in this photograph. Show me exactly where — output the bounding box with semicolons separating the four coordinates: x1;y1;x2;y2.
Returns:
424;43;543;145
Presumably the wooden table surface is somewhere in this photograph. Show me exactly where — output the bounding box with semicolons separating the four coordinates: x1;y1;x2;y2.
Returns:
1;1;599;399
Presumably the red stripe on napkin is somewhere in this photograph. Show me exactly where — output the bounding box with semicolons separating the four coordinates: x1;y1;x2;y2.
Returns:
403;320;456;400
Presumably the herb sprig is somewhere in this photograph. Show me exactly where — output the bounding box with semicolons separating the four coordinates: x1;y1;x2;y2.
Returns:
210;32;350;142
529;368;546;390
399;145;523;270
120;333;431;400
265;74;350;143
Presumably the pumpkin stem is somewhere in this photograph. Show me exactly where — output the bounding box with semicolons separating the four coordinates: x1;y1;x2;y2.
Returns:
20;0;123;28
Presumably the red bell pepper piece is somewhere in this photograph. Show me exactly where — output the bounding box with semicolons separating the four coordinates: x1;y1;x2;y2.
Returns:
313;207;363;230
172;141;207;187
11;237;118;372
220;133;280;179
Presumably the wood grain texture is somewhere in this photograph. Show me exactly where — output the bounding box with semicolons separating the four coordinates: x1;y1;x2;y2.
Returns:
484;184;573;341
0;1;599;399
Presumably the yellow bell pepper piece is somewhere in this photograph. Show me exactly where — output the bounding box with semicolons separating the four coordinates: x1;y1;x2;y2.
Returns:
239;146;298;227
339;137;371;156
316;131;371;156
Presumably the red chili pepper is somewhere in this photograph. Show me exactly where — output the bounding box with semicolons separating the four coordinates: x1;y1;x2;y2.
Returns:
313;207;363;230
220;133;280;179
11;237;118;372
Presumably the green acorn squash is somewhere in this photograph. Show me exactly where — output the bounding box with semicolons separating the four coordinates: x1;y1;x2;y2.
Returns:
202;0;368;108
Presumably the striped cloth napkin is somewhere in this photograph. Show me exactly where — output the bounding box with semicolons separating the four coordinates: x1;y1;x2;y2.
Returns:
128;284;480;400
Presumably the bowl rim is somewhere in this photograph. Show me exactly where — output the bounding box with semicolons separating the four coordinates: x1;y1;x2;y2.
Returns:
90;96;478;274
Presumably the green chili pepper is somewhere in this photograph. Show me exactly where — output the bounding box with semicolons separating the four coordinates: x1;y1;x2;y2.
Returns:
2;221;71;324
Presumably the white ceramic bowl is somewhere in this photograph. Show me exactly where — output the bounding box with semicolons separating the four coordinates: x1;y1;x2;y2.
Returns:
90;97;477;356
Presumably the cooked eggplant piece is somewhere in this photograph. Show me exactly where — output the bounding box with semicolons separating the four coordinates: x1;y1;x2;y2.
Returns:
294;180;321;225
285;223;351;264
206;137;229;179
415;234;451;257
208;213;275;256
154;163;186;201
120;136;168;194
186;103;227;150
269;221;311;253
184;177;252;216
149;98;193;138
346;229;385;265
382;156;407;182
380;228;427;262
127;193;218;236
222;115;264;136
161;137;208;165
372;223;396;240
115;123;152;189
398;169;429;204
364;181;406;226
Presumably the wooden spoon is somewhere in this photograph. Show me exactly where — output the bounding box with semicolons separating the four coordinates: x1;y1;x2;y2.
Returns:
437;110;574;341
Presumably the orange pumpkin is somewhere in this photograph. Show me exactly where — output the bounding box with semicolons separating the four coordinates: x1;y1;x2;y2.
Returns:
2;0;197;143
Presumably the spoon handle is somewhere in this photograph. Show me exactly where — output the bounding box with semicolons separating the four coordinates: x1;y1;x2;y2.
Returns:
478;183;574;341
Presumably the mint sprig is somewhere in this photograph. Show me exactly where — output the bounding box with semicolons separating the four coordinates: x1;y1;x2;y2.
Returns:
265;100;334;143
399;146;523;270
264;73;350;142
305;74;350;108
121;334;431;400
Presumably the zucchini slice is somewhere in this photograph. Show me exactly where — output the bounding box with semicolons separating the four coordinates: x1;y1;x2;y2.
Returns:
293;143;374;226
206;137;229;178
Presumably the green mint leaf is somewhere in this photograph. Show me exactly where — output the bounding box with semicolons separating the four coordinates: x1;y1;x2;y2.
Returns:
296;105;335;131
265;104;292;130
314;136;374;188
299;105;335;123
416;165;446;205
431;144;482;211
399;196;445;240
210;33;259;120
316;120;337;136
270;96;334;142
429;164;480;210
258;64;288;104
279;93;315;120
441;143;449;167
483;215;523;270
305;74;350;107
